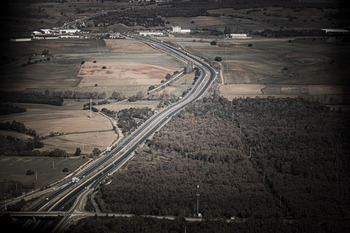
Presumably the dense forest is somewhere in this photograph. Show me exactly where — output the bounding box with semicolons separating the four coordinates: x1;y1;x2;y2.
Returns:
90;97;349;233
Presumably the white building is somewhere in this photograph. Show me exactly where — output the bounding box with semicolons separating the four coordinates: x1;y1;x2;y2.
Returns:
229;33;250;39
10;38;32;42
139;31;164;36
172;26;191;34
321;29;349;33
59;34;80;39
32;35;59;40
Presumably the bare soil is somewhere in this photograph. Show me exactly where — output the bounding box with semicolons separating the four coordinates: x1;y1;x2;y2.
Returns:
0;103;116;154
104;39;158;53
78;61;179;87
40;131;117;155
190;16;225;27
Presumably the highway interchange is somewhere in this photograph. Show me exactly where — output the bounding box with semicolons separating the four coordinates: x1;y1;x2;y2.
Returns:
4;34;218;232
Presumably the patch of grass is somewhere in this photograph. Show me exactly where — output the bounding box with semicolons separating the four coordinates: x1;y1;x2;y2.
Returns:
0;156;88;188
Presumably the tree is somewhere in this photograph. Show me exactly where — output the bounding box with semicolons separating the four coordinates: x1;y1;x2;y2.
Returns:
214;56;222;62
49;148;67;157
136;91;144;100
128;96;137;102
111;92;125;101
74;148;81;156
26;169;35;176
91;148;102;157
165;73;172;80
42;49;49;55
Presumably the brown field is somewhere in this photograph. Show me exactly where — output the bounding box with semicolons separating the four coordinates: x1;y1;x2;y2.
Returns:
219;84;346;100
0;103;116;154
0;109;111;137
0;130;32;141
190;16;225;27
78;61;179;87
104;39;158;53
40;131;117;154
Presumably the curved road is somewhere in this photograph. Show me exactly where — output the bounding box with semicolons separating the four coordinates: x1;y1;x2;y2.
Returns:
10;34;217;232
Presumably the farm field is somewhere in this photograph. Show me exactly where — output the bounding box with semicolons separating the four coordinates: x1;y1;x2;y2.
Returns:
178;37;350;99
0;102;116;155
0;105;112;137
219;84;346;100
104;39;158;54
0;63;81;91
78;61;179;87
1;39;184;93
185;38;350;85
0;156;89;188
40;131;117;155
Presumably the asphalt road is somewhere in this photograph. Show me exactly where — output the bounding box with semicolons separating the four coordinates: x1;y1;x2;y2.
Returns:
6;34;217;232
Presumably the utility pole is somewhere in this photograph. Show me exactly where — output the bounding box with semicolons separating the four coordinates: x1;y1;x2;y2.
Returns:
196;185;200;217
89;98;92;118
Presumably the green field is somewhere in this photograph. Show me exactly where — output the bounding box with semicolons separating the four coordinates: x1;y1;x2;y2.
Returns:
0;156;88;189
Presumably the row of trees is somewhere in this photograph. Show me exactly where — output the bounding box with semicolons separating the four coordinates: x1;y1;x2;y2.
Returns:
0;135;43;156
0;92;63;106
0;104;26;116
39;90;125;101
0;120;37;137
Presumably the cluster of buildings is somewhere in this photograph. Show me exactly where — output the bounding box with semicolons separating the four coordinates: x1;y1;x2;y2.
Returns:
133;26;191;37
31;29;82;40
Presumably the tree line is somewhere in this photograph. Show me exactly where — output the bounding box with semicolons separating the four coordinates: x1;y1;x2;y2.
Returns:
0;91;63;106
0;104;26;116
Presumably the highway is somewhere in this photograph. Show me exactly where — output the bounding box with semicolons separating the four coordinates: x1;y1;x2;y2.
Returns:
6;34;217;232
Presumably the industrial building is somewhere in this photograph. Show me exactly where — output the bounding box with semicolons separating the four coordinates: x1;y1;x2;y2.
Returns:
172;26;191;34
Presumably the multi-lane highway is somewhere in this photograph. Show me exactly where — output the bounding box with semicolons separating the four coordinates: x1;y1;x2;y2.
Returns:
6;34;217;231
